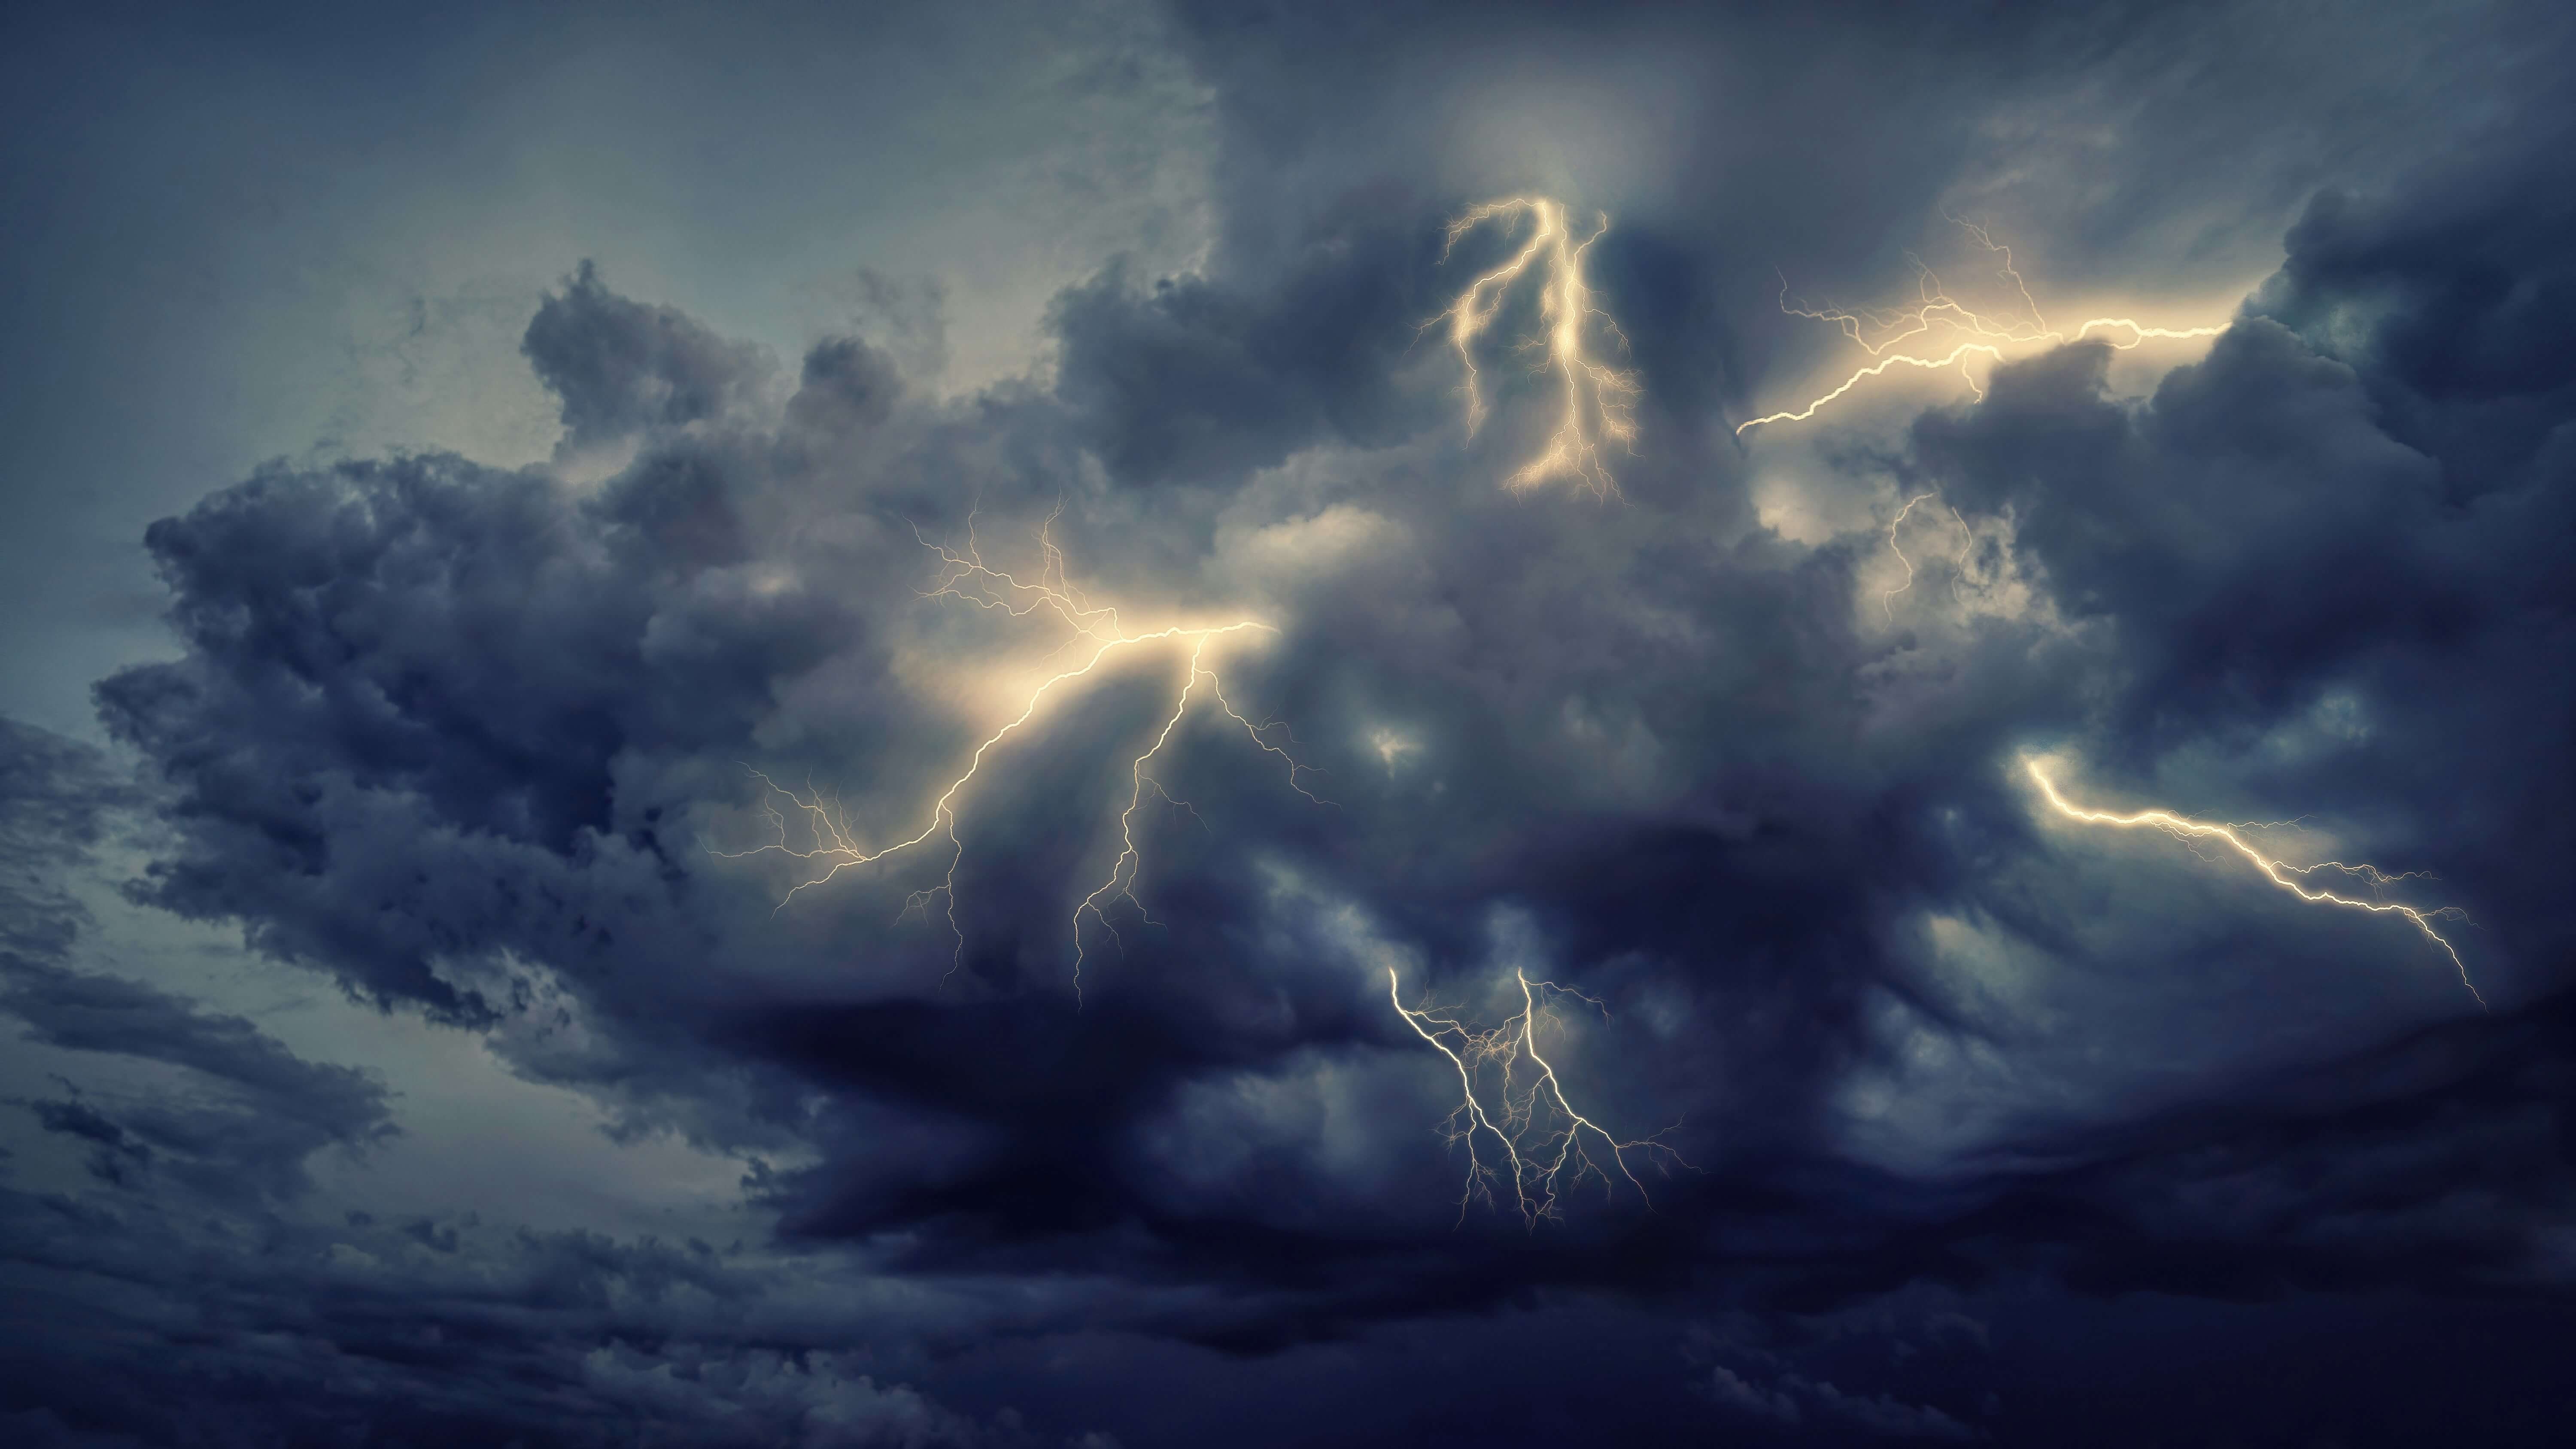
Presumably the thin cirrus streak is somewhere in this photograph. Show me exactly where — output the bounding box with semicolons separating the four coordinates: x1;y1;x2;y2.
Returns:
1389;966;1687;1227
715;513;1323;1001
2024;758;2485;1009
1434;196;1640;497
1736;219;2226;436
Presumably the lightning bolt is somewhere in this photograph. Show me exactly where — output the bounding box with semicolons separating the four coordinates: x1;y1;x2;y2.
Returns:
1435;197;1641;497
1879;490;1977;621
1389;966;1687;1227
716;512;1323;1000
2024;758;2485;1009
1737;219;2225;436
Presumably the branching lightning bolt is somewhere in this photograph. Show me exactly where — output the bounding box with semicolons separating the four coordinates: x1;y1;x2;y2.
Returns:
715;513;1324;1000
1737;219;2225;436
1389;966;1687;1227
2025;758;2485;1009
1434;197;1641;497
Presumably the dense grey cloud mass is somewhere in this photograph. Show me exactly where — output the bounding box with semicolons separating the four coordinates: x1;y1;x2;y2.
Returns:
6;0;2576;1444
526;261;778;457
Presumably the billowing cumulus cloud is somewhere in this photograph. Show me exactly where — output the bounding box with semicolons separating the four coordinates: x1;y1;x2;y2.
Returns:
5;0;2575;1444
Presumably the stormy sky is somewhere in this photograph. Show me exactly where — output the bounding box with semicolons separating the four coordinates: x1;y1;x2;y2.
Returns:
4;1;2574;1444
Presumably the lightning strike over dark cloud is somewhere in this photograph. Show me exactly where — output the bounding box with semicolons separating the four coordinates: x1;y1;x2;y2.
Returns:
5;2;2574;1446
718;516;1318;999
1435;196;1641;496
2024;757;2485;1008
1737;219;2227;435
1389;965;1686;1227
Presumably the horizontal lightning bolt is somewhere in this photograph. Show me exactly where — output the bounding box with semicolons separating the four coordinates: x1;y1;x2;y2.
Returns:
715;513;1323;1000
2025;758;2485;1009
1435;196;1641;497
1390;966;1687;1227
1738;219;2224;436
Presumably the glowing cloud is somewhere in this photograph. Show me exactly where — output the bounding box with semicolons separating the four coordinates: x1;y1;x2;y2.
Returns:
1389;966;1686;1227
1435;196;1641;497
2024;757;2484;1009
1737;219;2225;436
718;513;1321;1000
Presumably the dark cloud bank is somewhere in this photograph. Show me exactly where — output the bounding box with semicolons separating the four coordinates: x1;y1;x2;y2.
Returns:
7;1;2576;1444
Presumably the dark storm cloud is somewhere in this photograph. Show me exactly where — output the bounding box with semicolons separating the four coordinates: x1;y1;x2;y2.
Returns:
2255;145;2576;501
1047;200;1440;486
14;0;2576;1443
91;234;1939;1322
0;721;367;1206
93;433;844;1021
0;1185;1019;1449
0;723;1033;1448
2014;988;2576;1300
92;131;2576;1336
6;958;397;1200
525;261;777;456
1914;163;2576;988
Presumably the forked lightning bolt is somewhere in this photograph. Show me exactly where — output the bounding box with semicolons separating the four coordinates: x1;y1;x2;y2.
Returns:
1390;966;1686;1227
2026;759;2485;1009
1435;197;1641;497
717;515;1321;999
1738;219;2224;435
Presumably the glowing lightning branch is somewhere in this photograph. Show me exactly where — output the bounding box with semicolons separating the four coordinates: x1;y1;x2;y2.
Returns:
1880;490;1976;621
1737;219;2225;436
716;516;1323;1000
2025;759;2485;1009
1435;197;1641;497
1389;966;1686;1227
